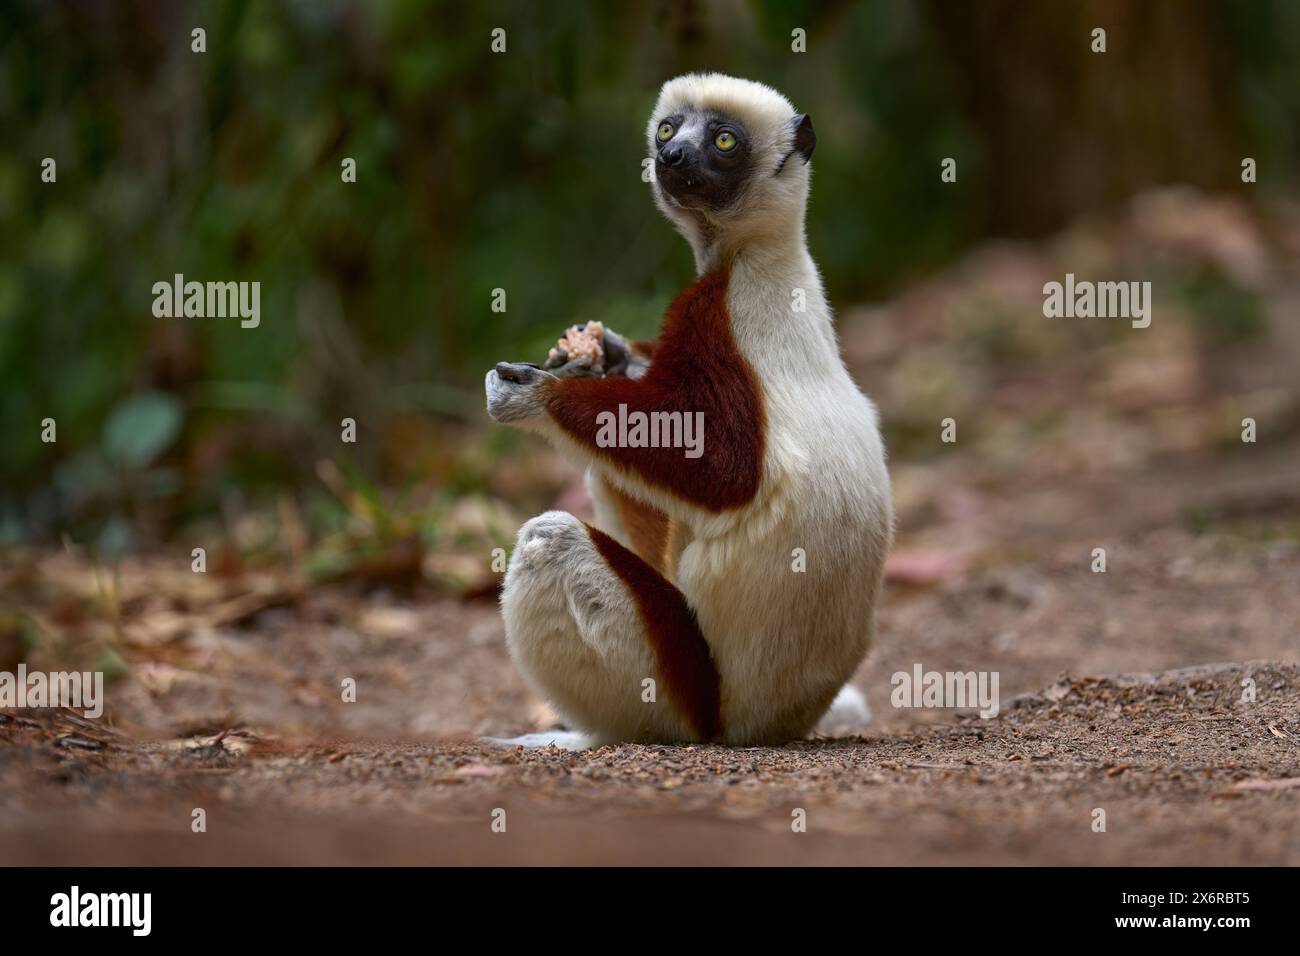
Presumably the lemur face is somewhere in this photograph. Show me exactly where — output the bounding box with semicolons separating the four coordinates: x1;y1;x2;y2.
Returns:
653;110;756;211
648;73;816;232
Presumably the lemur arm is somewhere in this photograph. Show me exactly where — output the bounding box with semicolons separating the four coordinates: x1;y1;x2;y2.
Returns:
487;270;764;514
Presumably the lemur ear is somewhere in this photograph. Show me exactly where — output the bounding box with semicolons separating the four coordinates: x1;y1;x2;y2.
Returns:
792;113;816;163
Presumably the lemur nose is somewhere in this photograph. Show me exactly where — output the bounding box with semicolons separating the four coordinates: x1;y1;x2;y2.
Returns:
662;144;686;167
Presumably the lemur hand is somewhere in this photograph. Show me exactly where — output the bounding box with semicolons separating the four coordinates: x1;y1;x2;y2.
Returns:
543;324;648;379
485;362;556;424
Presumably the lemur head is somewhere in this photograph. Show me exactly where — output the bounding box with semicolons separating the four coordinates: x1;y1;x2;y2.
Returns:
648;73;815;267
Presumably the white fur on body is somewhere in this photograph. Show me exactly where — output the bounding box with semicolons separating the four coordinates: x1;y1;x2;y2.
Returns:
495;75;893;746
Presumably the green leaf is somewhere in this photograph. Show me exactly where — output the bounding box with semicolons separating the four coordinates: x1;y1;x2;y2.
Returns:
102;392;183;468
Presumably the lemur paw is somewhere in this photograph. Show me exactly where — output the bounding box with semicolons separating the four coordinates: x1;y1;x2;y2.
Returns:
816;684;872;735
543;325;648;379
485;362;554;424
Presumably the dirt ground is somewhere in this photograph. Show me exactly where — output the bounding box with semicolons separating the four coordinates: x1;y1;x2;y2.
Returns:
2;191;1298;865
3;460;1298;865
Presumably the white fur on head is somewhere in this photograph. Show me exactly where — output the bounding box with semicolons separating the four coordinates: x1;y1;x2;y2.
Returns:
647;73;812;272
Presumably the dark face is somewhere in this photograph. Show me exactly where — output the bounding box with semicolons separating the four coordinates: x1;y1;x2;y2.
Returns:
653;110;755;212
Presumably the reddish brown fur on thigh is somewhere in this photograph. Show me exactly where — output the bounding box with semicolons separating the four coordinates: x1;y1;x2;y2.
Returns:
585;523;722;741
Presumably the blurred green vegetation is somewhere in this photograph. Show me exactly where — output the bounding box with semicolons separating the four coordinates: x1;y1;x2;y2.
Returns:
2;0;1298;550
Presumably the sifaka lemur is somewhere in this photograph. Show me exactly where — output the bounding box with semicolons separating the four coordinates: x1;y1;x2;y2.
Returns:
485;73;893;746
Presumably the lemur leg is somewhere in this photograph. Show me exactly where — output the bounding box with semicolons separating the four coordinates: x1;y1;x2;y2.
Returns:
499;510;719;745
585;469;628;541
585;469;674;575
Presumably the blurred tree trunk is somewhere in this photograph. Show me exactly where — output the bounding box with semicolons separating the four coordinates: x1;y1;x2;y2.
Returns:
924;0;1243;235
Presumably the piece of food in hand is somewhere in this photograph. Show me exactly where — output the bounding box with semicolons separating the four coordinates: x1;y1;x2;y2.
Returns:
546;321;605;372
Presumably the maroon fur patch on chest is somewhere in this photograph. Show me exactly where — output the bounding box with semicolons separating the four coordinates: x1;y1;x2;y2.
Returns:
543;268;765;512
585;523;722;741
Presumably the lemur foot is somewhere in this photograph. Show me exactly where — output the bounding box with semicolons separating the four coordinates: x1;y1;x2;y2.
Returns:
481;731;593;750
815;684;872;735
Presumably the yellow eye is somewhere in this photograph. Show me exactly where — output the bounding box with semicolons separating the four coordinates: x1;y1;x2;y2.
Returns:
715;131;737;151
657;122;674;142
